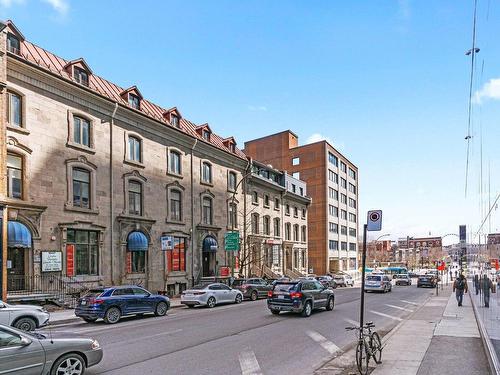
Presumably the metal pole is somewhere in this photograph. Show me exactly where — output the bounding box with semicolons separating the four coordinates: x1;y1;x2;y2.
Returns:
359;224;368;336
1;205;6;301
436;262;439;296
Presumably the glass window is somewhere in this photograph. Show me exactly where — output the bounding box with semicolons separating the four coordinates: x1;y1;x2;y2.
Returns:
341;178;347;189
128;136;142;162
228;202;237;228
349;227;357;237
349;168;356;180
128;181;142;215
130;251;146;273
341;225;347;235
285;204;290;215
68;229;99;276
128;93;140;109
349;198;357;209
328;152;338;166
349;243;356;251
203;130;210;141
72;168;90;208
202;162;212;183
301;226;306;242
341;242;348;250
294;207;298;217
263;216;270;235
74;67;89;86
170;189;182;221
228;172;237;191
291;184;296;193
272;245;280;266
202;197;213;225
252;191;258;204
171;114;179;127
329;187;338;200
329;240;338;250
169;151;181;175
299;187;304;196
302;208;306;219
285;223;291;241
7;153;22;199
292;172;300;179
73;116;90;147
264;195;270;207
0;328;23;347
7;91;22;127
341;210;347;220
168;237;186;272
251;214;259;234
329;222;338;233
349;183;357;194
7;33;20;54
274;198;280;209
340;161;347;172
274;218;280;237
292;157;300;166
328;170;338;183
293;225;299;241
349;213;357;223
329;205;338;217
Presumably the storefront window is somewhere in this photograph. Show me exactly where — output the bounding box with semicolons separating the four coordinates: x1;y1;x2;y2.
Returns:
67;229;98;276
130;251;146;273
167;237;186;272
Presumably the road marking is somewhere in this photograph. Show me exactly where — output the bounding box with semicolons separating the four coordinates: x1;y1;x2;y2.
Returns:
385;304;414;312
306;330;341;355
108;329;183;345
345;318;360;327
239;348;262;375
400;300;419;306
369;310;403;321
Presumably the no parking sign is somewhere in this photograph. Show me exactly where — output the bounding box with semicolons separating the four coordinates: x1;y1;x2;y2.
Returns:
367;210;382;231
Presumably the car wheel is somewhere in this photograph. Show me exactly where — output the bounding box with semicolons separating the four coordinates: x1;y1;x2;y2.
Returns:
14;317;36;332
326;297;335;311
82;317;97;323
250;290;258;301
51;353;86;375
207;296;216;308
104;306;121;324
155;301;168;316
235;294;243;304
301;301;312;317
271;309;280;315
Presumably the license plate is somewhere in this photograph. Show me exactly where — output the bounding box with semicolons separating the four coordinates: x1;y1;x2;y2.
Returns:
81;300;87;306
278;295;285;299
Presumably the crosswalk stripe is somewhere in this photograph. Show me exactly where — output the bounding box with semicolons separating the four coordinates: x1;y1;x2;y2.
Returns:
239;348;262;375
370;310;403;321
345;318;360;327
400;300;419;306
385;304;414;312
306;330;341;355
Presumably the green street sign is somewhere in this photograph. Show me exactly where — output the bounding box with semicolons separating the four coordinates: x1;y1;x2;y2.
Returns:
224;231;240;251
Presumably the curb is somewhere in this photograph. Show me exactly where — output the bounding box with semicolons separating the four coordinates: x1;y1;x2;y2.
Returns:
48;303;185;326
469;292;500;375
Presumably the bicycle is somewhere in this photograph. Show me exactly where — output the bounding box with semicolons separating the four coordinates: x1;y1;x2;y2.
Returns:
345;321;382;375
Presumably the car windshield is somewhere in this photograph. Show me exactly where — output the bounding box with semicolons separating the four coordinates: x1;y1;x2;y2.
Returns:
84;289;105;298
367;275;382;281
273;283;298;292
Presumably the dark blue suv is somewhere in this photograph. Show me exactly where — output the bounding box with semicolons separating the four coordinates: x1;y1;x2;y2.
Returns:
75;285;170;324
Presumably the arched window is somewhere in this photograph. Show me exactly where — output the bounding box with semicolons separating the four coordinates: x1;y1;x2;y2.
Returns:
273;218;280;237
285;223;291;241
263;216;270;235
293;224;299;241
169;189;182;221
202;197;213;225
301;226;307;242
251;214;260;234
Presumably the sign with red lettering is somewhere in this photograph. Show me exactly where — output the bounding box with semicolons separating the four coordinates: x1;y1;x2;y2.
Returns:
220;267;230;277
66;245;75;276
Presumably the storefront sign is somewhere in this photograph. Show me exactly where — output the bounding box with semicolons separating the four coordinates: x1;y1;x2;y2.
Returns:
66;245;75;276
224;232;240;251
41;251;62;272
161;236;174;251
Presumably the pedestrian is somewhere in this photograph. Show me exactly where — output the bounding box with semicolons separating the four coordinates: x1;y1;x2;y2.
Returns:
455;270;458;280
481;274;494;308
474;274;480;295
450;270;453;281
453;274;468;307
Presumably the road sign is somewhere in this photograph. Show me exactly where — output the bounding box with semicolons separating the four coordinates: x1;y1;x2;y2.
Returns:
224;232;240;251
161;236;174;251
367;210;382;231
459;225;466;244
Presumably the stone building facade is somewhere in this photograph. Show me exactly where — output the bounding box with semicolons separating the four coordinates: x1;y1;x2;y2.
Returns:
0;21;250;297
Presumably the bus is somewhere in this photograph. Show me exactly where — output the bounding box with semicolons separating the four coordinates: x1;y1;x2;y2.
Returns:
365;266;408;278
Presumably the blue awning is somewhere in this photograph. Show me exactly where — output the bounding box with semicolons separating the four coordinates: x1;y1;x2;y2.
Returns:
127;231;148;251
202;236;218;253
7;221;32;248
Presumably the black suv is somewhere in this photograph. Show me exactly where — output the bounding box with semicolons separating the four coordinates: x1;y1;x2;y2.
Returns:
267;280;335;317
233;278;272;301
417;274;437;288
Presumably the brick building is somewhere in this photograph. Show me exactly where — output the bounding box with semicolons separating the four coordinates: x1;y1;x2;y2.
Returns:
244;130;358;275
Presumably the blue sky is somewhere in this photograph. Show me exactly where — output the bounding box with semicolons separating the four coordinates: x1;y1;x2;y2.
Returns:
3;0;500;244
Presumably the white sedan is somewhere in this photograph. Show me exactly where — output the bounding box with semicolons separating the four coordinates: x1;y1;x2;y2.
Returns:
181;283;243;308
0;300;50;331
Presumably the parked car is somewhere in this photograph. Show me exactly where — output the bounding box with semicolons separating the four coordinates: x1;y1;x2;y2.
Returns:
232;278;272;301
0;323;103;374
334;273;354;287
0;300;50;331
417;275;437;288
426;270;441;282
394;274;412;286
364;274;392;293
75;285;170;324
317;275;337;289
181;283;243;308
267;280;335;317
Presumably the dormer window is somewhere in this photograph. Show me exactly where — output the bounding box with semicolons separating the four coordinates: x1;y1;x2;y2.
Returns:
171;114;179;128
74;67;89;86
129;93;140;109
229;143;235;152
202;130;210;141
7;33;20;55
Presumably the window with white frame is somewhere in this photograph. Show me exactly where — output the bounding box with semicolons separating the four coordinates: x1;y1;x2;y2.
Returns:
273;218;280;237
340;178;347;189
7;153;23;199
293;224;299;241
329;222;338;233
341;225;347;235
228;172;237;191
202;162;212;184
6;91;22;128
169;150;182;175
292;157;300;166
349;183;357;194
341;210;347;220
349;213;357;223
349;167;356;180
349;198;356;208
340;161;347;172
73;116;91;147
252;191;258;204
74;66;89;86
128;136;142;162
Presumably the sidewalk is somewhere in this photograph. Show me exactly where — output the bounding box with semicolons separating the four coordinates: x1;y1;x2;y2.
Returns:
49;297;184;325
316;286;491;375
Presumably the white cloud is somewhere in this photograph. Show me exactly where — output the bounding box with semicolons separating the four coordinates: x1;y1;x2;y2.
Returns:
247;105;267;112
41;0;68;15
306;133;344;150
473;78;500;104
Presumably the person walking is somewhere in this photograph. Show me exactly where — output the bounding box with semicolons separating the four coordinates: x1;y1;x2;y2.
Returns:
481;274;494;308
453;274;468;307
450;270;453;281
474;274;480;295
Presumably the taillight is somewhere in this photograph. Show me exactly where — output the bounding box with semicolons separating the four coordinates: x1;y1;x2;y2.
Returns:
89;298;104;305
290;292;303;299
241;284;249;289
193;291;206;295
267;291;273;298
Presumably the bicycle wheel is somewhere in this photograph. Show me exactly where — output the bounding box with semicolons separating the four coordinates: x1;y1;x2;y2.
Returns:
356;339;370;375
370;331;382;364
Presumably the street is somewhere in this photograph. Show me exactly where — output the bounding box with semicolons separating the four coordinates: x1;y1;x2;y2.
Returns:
44;284;433;375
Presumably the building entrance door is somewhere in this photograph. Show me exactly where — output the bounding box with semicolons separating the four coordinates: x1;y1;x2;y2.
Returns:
202;252;215;277
7;247;25;291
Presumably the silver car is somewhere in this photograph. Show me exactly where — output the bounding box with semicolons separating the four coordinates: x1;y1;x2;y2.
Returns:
0;323;103;374
0;300;50;331
181;283;243;308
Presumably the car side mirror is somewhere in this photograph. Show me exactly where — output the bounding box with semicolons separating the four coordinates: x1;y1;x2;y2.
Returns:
20;337;32;346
